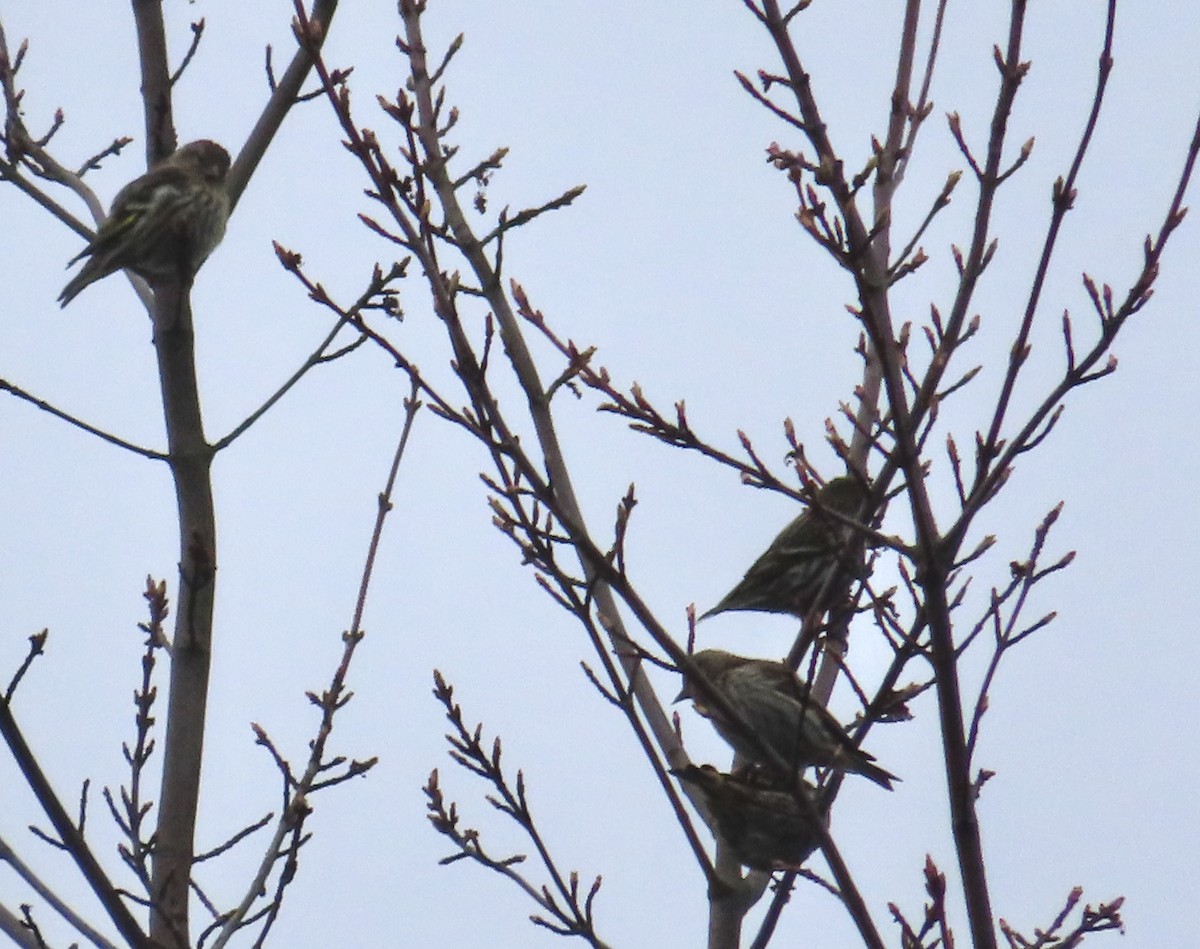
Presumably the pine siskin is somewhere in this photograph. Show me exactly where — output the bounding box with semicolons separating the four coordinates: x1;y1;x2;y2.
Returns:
702;475;870;620
676;648;899;789
673;764;827;871
59;140;232;306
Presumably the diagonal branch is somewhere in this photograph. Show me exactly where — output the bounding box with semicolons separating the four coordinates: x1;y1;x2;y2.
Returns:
0;378;167;460
0;701;151;948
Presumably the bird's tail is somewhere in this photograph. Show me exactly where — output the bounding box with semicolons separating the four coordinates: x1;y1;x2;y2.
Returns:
853;757;900;791
58;269;92;307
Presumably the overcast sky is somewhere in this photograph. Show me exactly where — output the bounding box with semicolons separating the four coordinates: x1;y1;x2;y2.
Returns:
2;2;1198;947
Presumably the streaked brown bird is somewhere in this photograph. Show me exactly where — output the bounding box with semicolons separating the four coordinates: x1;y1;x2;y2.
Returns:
673;764;827;871
59;140;231;306
676;648;898;790
702;475;870;620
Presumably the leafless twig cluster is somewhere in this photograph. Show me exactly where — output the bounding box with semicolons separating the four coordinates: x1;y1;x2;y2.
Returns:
274;0;1196;946
1;0;1195;946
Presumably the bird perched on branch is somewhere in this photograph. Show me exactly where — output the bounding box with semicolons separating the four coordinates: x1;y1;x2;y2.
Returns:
702;475;871;621
672;764;827;871
59;140;231;306
676;648;898;790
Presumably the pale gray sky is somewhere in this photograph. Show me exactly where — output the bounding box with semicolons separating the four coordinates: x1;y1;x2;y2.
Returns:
2;2;1198;947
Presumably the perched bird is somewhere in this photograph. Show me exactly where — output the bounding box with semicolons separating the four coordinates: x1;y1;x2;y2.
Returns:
673;764;826;871
59;140;232;306
702;475;870;620
676;648;898;789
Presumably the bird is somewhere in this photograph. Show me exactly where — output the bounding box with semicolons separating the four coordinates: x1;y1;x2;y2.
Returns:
672;764;826;871
675;648;898;789
59;139;232;306
702;475;871;621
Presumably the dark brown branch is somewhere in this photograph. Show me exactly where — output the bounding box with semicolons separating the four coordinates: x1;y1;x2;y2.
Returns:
976;0;1117;481
0;378;167;460
169;19;205;87
0;834;119;949
213;256;407;452
135;3;340;940
209;378;413;947
428;674;612;948
225;0;341;213
4;629;47;701
0;700;152;948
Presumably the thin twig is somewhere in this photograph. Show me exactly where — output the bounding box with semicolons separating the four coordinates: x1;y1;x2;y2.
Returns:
0;379;166;460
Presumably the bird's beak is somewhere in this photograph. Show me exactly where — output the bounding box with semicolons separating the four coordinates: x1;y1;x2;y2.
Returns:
674;682;712;720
